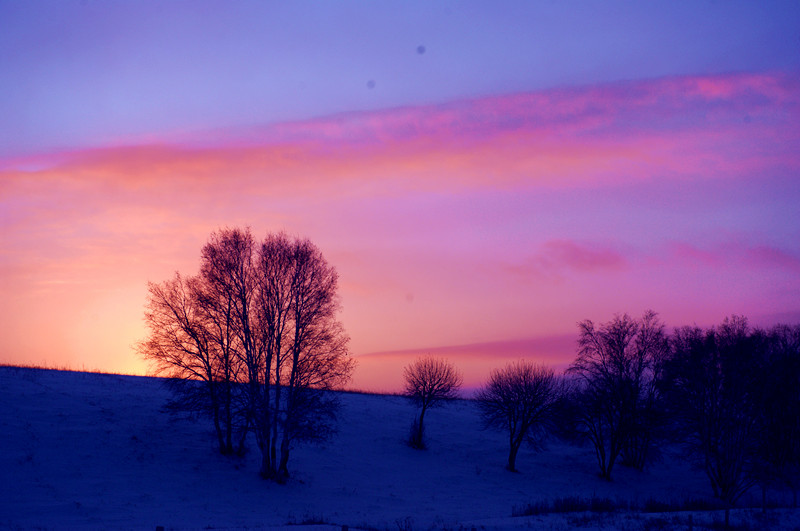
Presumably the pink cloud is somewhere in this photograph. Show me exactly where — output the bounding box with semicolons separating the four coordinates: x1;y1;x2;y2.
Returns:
744;246;800;272
506;239;628;281
667;241;800;272
233;71;797;147
3;70;797;198
667;242;724;268
540;240;628;272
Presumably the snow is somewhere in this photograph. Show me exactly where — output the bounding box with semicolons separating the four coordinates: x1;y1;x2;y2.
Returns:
2;366;798;530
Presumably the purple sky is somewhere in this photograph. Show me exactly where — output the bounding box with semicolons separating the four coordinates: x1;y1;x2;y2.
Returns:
1;1;799;390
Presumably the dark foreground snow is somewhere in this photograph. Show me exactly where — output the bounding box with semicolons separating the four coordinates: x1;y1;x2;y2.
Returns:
1;367;797;530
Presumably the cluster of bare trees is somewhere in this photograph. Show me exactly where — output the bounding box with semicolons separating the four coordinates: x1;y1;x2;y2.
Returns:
401;312;799;525
663;317;800;525
139;228;353;481
402;357;563;474
398;315;673;478
557;312;800;524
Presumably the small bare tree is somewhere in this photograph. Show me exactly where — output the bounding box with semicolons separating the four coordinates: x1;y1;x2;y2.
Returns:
475;361;562;472
403;356;462;449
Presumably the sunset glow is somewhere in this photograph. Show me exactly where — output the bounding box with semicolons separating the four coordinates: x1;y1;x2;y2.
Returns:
2;1;799;391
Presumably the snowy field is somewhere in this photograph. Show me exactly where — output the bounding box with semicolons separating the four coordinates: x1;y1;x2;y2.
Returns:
2;366;798;530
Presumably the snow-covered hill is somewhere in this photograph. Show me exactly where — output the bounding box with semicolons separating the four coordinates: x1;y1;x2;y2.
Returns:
1;367;796;530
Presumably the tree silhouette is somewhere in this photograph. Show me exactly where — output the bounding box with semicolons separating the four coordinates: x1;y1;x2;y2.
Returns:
140;272;245;455
140;227;353;481
663;316;762;527
566;310;668;480
475;361;562;472
403;356;462;449
754;324;800;507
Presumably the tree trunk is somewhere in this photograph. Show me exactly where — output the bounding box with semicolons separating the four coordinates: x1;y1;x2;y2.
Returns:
603;448;618;481
411;406;427;449
278;435;290;481
212;400;227;455
258;448;275;479
224;380;233;454
236;426;248;455
271;382;281;467
599;453;614;481
256;384;274;478
507;443;520;472
257;416;273;479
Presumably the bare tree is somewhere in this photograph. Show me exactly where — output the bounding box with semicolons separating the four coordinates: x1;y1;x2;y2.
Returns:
197;228;255;454
475;361;562;472
139;272;244;455
403;356;462;449
249;231;293;479
566;310;668;480
273;237;353;478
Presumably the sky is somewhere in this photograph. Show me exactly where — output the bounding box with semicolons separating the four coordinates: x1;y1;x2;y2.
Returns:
1;1;799;392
